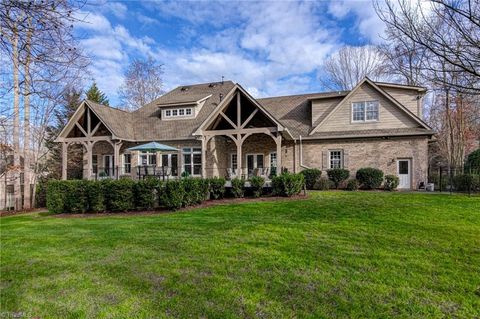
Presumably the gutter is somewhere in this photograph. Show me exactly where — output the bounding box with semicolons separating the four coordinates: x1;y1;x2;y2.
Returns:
299;135;310;169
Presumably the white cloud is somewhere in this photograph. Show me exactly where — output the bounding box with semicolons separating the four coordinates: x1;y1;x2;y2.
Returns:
75;1;388;104
74;11;155;105
328;0;385;43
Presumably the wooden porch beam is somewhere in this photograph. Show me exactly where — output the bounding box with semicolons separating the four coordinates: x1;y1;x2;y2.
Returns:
75;122;88;137
219;111;237;129
57;136;112;143
203;127;277;136
240;108;258;129
90;121;102;137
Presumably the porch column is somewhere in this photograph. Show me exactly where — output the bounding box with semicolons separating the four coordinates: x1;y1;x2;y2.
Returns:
114;141;122;178
201;136;207;178
236;133;242;178
85;141;93;180
61;142;68;180
275;134;282;174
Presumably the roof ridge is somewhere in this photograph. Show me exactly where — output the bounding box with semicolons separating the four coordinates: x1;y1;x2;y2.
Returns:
85;99;131;114
257;90;350;101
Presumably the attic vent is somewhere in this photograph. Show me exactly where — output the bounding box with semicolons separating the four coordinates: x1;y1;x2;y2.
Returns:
181;86;190;91
208;83;217;88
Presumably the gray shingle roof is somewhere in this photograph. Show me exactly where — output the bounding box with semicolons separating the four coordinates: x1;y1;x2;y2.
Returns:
258;92;348;138
84;81;433;141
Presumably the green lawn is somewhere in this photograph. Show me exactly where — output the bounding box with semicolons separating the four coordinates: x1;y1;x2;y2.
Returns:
1;192;479;318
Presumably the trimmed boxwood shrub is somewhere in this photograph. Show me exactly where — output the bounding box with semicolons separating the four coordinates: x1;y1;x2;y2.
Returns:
182;178;204;206
104;178;135;211
272;173;304;197
160;180;185;210
230;178;245;198
35;177;49;208
134;177;159;210
300;169;321;190
327;168;350;189
209;177;226;199
65;180;89;213
86;180;105;212
198;179;210;201
46;180;66;214
346;179;359;191
356;167;384;189
384;175;400;191
249;176;265;198
313;178;332;190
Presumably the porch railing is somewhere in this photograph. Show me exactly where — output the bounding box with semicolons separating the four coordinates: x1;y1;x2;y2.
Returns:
80;166;280;181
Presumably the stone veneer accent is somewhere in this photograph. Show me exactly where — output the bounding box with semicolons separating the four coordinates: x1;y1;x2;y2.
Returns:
295;136;429;189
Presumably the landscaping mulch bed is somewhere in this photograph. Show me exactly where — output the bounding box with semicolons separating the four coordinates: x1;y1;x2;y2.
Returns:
0;208;47;218
52;194;309;218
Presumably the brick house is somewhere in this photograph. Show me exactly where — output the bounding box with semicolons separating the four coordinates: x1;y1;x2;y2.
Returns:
56;77;433;190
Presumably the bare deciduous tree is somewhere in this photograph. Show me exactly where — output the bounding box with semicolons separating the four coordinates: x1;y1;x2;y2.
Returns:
375;0;480;94
0;0;89;209
118;57;164;111
321;45;389;91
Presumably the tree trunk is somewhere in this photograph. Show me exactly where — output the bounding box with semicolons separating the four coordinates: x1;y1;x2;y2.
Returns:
22;19;33;209
12;27;21;210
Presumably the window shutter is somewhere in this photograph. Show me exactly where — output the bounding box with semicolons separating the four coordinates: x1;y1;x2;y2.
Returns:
343;150;349;169
322;151;328;170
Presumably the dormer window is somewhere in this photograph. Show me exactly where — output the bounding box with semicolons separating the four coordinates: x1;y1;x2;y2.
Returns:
163;107;194;119
352;101;379;122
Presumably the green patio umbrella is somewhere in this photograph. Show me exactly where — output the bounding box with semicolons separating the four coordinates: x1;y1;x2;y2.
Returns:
127;141;178;152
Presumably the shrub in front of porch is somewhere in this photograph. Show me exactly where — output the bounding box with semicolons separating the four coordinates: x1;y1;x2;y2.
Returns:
230;178;245;198
249;176;265;198
161;180;185;210
209;177;226;199
327;169;350;189
300;168;322;190
103;178;135;211
134;177;161;210
183;178;206;206
272;173;304;197
356;168;384;190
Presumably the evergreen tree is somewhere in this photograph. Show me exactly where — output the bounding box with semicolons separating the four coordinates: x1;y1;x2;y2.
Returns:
45;87;84;179
85;82;109;106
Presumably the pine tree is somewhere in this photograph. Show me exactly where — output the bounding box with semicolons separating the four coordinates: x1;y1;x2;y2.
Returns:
45;87;84;179
85;82;109;106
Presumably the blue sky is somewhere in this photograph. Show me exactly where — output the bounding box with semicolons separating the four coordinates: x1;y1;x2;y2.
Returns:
75;0;386;106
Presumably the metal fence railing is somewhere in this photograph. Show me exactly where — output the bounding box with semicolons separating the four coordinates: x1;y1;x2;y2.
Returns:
77;166;280;181
427;166;480;194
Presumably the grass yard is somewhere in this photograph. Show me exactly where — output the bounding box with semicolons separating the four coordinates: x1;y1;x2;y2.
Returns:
1;192;479;318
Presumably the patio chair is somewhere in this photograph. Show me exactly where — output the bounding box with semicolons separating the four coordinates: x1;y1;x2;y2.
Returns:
226;168;237;180
262;167;270;179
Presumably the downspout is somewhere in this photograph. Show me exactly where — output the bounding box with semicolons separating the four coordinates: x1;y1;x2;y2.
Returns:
299;135;310;169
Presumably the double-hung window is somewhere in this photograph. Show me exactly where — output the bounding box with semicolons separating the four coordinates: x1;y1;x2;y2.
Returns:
139;151;157;166
231;154;238;170
183;147;202;176
352;101;379;122
123;154;131;174
329;150;343;169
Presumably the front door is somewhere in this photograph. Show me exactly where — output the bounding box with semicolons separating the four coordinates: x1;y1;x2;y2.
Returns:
397;159;411;189
246;154;264;176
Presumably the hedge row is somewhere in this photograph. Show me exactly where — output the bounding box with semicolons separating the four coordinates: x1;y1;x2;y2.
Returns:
46;173;305;213
300;167;400;191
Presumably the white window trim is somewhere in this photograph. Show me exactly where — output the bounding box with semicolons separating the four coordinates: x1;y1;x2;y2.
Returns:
230;153;238;170
328;150;343;169
269;152;277;168
163;107;195;119
351;100;379;123
122;153;132;174
138;151;157;166
182;147;202;177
